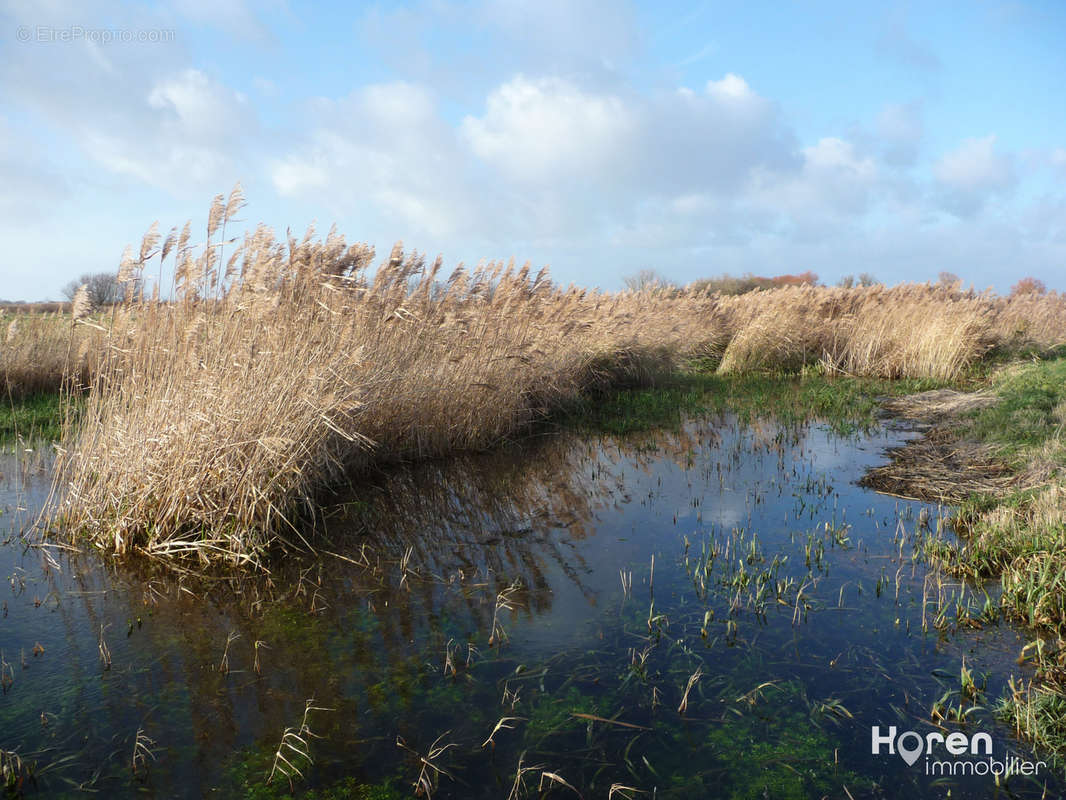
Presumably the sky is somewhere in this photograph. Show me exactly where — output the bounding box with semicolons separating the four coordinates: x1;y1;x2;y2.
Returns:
1;0;1064;300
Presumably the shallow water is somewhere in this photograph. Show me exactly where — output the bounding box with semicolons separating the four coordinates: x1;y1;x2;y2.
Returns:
0;413;1061;798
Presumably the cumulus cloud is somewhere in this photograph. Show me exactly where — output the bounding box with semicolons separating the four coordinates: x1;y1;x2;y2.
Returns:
462;71;799;196
933;135;1016;216
738;137;885;244
2;0;1064;301
271;82;481;238
78;69;255;190
273;71;802;248
1;1;253;196
461;76;635;184
149;69;247;137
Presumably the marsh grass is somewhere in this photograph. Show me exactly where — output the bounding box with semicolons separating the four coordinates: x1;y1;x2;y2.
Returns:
904;355;1066;759
39;191;1066;566
0;392;68;443
0;310;104;399
267;699;332;790
559;369;949;436
45;195;726;565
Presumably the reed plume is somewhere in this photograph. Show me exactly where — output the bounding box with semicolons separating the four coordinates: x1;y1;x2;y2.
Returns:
38;190;1066;566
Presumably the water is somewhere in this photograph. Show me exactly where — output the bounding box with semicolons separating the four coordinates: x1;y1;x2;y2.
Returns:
0;412;1060;798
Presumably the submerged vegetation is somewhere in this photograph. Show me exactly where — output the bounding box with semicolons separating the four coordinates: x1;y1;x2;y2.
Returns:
6;413;1060;797
2;187;1066;791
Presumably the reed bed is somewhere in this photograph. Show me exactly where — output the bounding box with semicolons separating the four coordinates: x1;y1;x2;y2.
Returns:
46;194;723;564
40;192;1066;565
0;310;103;399
713;282;1065;380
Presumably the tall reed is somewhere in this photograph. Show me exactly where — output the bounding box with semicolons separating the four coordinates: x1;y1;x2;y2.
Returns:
47;193;722;564
43;191;1066;565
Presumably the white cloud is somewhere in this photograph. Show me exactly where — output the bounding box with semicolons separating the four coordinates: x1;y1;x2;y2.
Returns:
933;135;1016;216
0;2;253;197
705;73;753;102
2;0;1064;301
148;69;249;140
270;82;480;238
461;76;635;184
743;137;883;238
273;71;802;247
271;157;328;196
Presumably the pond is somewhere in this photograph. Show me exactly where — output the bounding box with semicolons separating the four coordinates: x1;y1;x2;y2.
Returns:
0;408;1060;798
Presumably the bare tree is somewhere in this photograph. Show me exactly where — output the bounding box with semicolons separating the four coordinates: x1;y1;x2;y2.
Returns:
623;269;673;292
857;272;879;287
1011;276;1047;296
61;271;138;306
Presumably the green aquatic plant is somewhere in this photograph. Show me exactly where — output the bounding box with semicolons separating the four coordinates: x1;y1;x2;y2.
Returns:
701;697;866;799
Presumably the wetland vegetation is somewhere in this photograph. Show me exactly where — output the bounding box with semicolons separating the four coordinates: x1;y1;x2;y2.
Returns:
2;194;1066;797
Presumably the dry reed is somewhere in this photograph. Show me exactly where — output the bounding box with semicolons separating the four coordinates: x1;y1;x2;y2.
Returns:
0;309;104;399
47;195;721;564
42;191;1066;566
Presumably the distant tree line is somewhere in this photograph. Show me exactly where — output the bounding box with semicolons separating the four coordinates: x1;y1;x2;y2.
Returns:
623;267;1053;298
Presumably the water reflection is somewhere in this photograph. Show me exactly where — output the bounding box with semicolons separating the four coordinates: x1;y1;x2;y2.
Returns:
0;415;1061;798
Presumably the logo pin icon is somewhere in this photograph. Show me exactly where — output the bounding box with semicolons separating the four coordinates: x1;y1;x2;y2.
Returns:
897;731;924;766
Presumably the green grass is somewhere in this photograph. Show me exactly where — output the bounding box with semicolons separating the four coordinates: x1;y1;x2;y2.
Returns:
943;355;1066;578
960;356;1066;465
0;391;68;443
918;353;1066;763
557;367;948;437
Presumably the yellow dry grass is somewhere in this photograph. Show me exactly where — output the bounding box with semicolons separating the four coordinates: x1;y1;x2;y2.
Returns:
39;192;1066;565
0;310;104;399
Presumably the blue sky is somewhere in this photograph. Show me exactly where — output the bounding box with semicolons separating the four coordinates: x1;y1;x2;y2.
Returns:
1;0;1064;300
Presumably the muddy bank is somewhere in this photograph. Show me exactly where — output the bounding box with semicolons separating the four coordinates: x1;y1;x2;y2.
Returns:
860;389;1014;503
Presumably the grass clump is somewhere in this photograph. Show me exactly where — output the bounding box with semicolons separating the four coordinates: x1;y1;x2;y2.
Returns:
0;392;68;443
914;355;1066;759
0;310;103;399
946;358;1066;594
960;357;1066;462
